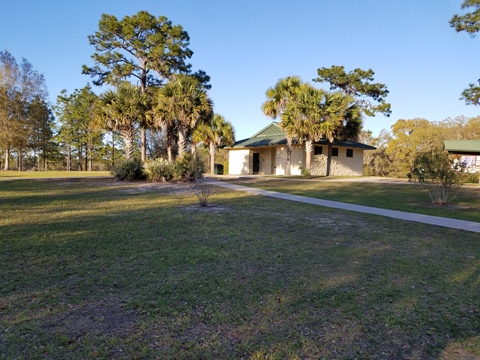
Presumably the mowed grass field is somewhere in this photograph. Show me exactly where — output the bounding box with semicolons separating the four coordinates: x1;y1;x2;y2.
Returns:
0;176;479;359
227;177;480;223
0;171;111;179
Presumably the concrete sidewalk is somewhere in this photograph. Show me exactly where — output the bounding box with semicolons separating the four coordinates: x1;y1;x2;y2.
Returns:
207;179;480;234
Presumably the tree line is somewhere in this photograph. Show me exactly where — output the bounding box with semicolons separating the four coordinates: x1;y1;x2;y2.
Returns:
0;11;235;172
363;1;480;179
364;116;480;177
1;3;479;176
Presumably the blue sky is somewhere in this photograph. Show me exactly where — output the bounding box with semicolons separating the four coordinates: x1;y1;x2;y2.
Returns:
1;0;479;140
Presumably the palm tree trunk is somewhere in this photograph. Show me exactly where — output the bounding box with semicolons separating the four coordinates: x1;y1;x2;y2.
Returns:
167;145;173;162
326;142;333;177
285;136;293;176
177;128;187;157
305;139;313;171
121;131;134;160
191;141;197;157
209;142;216;174
141;127;146;162
111;132;115;169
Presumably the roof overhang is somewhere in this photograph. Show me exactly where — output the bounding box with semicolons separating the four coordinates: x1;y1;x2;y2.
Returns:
444;140;480;155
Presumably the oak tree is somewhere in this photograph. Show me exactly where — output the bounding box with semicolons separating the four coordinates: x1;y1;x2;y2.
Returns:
0;50;48;170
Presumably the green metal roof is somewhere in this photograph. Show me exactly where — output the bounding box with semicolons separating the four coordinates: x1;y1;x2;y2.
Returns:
444;140;480;154
250;122;285;137
231;122;376;150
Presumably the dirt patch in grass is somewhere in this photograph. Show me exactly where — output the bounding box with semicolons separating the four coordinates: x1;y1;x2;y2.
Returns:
185;204;229;212
42;296;139;339
408;201;471;210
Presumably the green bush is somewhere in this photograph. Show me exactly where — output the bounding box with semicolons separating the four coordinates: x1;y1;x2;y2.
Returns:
144;158;173;182
111;158;145;181
171;153;205;182
300;167;311;179
458;171;479;184
143;154;205;183
408;150;462;204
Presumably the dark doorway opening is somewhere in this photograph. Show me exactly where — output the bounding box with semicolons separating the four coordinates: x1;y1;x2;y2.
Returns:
253;153;260;174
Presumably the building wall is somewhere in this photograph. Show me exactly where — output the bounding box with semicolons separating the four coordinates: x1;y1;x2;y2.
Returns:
275;147;287;175
290;145;304;175
228;149;251;174
229;146;365;176
310;146;364;176
257;148;274;175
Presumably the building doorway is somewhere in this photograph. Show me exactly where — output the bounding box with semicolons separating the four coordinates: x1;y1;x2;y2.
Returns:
252;153;260;174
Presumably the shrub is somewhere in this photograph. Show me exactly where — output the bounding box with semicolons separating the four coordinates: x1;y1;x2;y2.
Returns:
300;167;311;179
190;178;215;206
144;158;173;182
171;153;205;182
408;149;462;205
111;158;144;181
458;171;480;184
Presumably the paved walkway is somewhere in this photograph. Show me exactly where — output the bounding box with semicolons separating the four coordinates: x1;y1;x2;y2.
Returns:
207;179;480;234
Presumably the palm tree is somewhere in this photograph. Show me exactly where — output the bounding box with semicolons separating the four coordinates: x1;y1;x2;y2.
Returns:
194;114;235;174
284;84;332;172
154;75;213;157
96;82;147;159
262;76;302;175
283;86;361;175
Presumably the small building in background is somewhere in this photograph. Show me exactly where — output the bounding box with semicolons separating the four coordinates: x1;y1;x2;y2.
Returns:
227;122;375;176
444;140;480;173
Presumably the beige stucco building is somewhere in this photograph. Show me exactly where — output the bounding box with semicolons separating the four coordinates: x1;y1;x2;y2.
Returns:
228;123;375;176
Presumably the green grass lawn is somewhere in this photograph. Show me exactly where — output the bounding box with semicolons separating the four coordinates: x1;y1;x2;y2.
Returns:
1;177;479;359
227;178;480;223
0;170;112;179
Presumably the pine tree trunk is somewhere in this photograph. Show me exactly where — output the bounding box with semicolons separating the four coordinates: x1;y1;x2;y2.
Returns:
4;148;10;170
42;143;47;171
78;146;83;171
87;143;93;171
66;145;71;172
17;149;22;171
